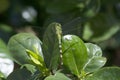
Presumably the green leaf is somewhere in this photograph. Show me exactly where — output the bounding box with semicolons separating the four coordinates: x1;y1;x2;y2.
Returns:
0;72;5;79
84;43;106;73
21;64;36;75
62;35;88;77
26;49;50;76
7;68;32;80
0;53;14;78
0;24;12;32
0;39;14;78
45;72;71;80
42;22;62;71
7;33;43;65
83;23;93;41
85;13;120;42
86;67;120;80
91;25;120;42
0;39;9;55
26;49;44;66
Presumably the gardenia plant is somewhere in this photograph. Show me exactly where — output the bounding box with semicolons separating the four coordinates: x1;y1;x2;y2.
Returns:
5;23;120;80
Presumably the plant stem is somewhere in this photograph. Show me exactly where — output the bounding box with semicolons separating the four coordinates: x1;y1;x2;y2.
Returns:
37;65;51;77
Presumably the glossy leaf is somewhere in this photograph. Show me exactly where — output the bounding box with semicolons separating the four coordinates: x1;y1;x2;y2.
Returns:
42;22;62;71
0;54;14;78
62;35;88;77
26;49;49;75
86;67;120;80
7;33;43;65
45;72;71;80
26;49;44;66
83;43;106;73
0;39;14;78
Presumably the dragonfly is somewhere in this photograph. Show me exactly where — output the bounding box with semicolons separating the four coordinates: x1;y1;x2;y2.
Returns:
33;17;88;67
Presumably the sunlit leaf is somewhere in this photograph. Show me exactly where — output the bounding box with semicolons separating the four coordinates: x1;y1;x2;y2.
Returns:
62;35;88;77
0;54;14;78
7;33;43;65
26;49;44;66
83;43;106;73
0;39;14;78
